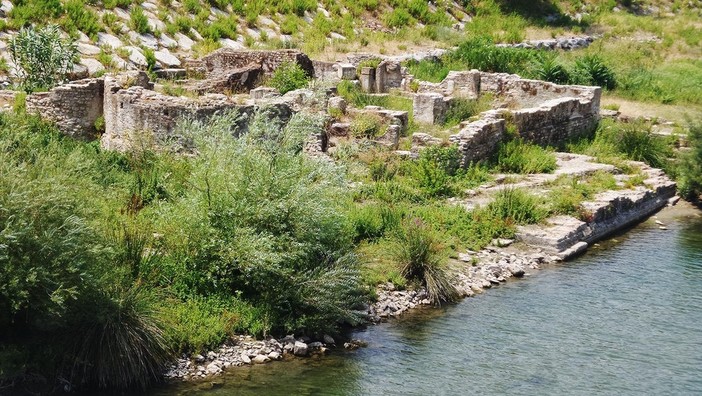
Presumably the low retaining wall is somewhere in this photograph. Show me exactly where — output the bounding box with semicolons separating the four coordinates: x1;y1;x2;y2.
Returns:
516;164;677;258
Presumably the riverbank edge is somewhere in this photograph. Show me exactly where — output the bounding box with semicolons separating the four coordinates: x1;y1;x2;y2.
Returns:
163;174;694;382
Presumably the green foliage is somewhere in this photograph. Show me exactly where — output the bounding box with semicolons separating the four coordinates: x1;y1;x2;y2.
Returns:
385;8;413;28
391;218;458;305
572;54;617;90
9;25;77;92
529;52;571;84
143;47;156;71
8;0;63;28
411;145;461;197
448;37;535;74
443;97;490;127
677;121;702;200
62;0;102;39
487;188;547;225
68;286;172;390
351;113;386;139
267;61;310;94
130;7;151;34
496;138;557;174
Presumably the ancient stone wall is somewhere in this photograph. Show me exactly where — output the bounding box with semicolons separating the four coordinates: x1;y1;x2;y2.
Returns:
102;74;250;151
448;111;506;166
25;78;104;140
0;90;17;109
201;49;315;78
185;65;262;94
511;96;599;147
418;70;481;98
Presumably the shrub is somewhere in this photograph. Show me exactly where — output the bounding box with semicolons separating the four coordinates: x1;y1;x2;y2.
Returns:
143;47;156;71
496;138;557;174
443;97;485;127
62;0;102;39
590;120;672;169
385;8;413;28
351;113;386;139
677;121;702;200
530;52;570;84
391;218;458;305
9;25;77;92
448;37;534;74
267;61;310;94
572;55;617;90
129;7;151;35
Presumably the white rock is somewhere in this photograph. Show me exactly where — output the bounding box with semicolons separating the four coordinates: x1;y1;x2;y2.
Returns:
219;38;245;49
240;354;251;364
159;33;178;48
128;32;158;49
97;32;123;49
77;43;101;56
252;354;270;364
293;341;308;356
80;58;105;75
124;46;147;66
154;50;181;67
174;33;194;51
330;32;346;40
268;351;281;360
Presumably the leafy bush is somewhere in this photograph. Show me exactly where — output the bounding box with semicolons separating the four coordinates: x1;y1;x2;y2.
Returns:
448;37;534;74
9;25;77;92
62;0;102;39
572;55;617;90
496;138;557;174
385;8;413;28
443;97;486;127
267;61;310;94
391;218;458;305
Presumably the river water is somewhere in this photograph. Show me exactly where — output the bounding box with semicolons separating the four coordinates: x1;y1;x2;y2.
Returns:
158;215;702;396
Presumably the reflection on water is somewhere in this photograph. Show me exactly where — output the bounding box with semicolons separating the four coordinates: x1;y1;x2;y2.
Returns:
154;217;702;396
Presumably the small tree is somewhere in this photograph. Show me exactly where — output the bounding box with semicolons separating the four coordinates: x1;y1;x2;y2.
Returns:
9;25;77;92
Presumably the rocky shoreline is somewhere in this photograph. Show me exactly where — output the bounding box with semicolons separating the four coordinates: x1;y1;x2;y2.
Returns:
164;163;680;382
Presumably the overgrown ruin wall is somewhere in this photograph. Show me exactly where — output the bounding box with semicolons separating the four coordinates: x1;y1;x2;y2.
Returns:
25;79;104;140
200;48;315;78
101;74;252;151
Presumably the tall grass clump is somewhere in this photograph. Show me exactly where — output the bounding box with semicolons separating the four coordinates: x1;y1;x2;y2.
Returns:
447;37;534;74
572;55;617;90
496;138;557;174
487;188;547;224
391;219;458;305
529;52;571;84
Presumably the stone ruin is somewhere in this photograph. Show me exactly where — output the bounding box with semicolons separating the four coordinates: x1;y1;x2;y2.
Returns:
18;48;601;164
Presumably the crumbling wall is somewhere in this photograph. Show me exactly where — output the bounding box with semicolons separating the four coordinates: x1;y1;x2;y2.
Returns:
25;78;104;140
201;48;315;78
418;70;481;98
448;111;506;166
480;72;600;110
185;65;262;94
511;97;599;147
101;73;250;151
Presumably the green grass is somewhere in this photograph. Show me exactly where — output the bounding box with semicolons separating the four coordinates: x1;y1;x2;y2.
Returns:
495;138;558;174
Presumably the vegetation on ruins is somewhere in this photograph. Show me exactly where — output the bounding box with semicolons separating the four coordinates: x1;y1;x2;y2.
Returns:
2;0;702;393
267;61;310;94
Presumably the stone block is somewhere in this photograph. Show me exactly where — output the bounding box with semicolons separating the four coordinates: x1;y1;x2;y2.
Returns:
337;63;356;80
359;67;376;93
413;92;447;124
250;87;280;99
